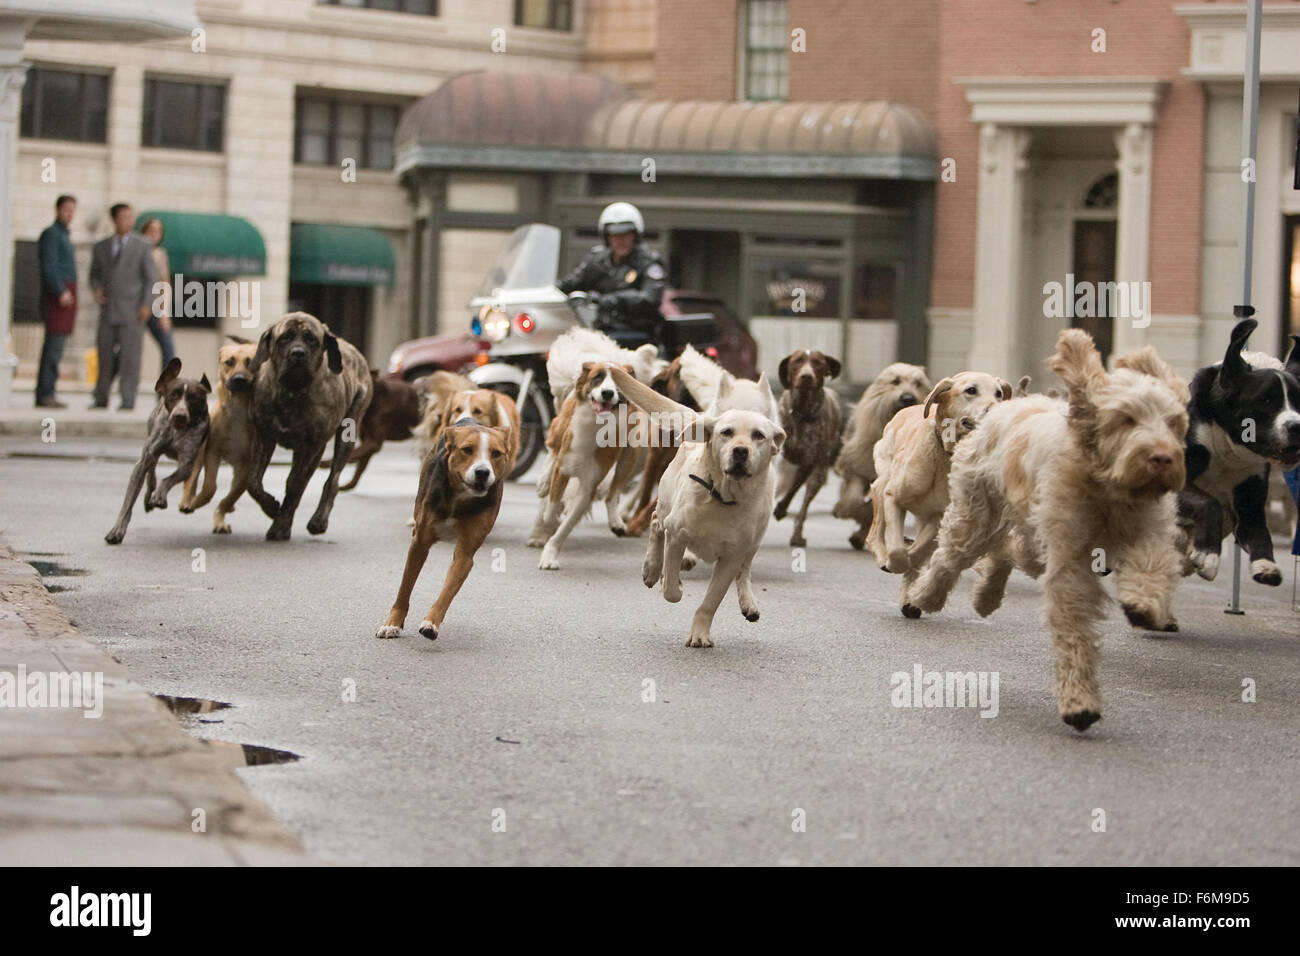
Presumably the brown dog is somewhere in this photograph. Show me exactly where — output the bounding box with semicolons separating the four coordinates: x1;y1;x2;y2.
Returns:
245;312;373;541
105;359;212;544
773;349;842;547
375;408;517;642
320;371;423;491
180;337;258;532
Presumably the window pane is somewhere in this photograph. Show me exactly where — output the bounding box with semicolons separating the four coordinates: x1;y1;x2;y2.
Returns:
366;105;397;169
201;84;225;151
403;0;436;13
853;264;897;319
751;258;842;318
517;0;549;28
154;82;200;148
83;74;108;141
35;71;84;140
337;103;364;164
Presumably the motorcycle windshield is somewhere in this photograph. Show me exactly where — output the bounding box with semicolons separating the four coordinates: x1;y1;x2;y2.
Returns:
474;224;561;298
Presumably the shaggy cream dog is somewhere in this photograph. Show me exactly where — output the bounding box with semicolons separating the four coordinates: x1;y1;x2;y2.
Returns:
905;330;1189;732
865;371;1011;612
833;362;931;549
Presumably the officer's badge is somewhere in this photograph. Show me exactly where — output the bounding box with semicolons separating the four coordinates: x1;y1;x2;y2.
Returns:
646;263;665;280
624;269;637;284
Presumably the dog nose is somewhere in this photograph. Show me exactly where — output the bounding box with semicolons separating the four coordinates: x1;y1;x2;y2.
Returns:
1149;451;1174;470
899;393;918;406
732;446;749;462
1285;421;1300;443
289;345;307;360
474;466;491;483
600;388;615;402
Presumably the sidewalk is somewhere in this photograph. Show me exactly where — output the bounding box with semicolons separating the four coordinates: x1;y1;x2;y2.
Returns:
0;542;322;865
0;379;151;439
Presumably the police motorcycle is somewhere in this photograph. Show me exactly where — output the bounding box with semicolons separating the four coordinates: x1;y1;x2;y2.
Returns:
467;223;716;479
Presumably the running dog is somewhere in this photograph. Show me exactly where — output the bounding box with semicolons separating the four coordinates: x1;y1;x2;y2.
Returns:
245;312;373;541
610;366;786;648
1177;319;1300;585
180;337;257;533
375;410;516;641
773;349;842;547
833;362;932;549
906;331;1189;731
105;358;211;544
865;371;1011;614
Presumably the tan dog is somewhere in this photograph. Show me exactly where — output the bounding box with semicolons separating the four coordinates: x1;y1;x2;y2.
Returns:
180;337;258;533
833;362;932;549
906;331;1189;731
376;410;516;642
865;371;1012;613
609;365;786;648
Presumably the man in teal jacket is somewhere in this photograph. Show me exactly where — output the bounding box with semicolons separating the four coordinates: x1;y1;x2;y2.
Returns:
35;195;78;408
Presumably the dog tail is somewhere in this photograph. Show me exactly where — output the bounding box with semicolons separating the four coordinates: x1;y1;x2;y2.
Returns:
610;365;700;426
677;344;727;410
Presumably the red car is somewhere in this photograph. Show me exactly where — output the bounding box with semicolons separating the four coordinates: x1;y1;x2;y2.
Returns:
384;289;758;383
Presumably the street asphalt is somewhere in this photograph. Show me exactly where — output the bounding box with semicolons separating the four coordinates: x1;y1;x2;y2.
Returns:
2;433;1297;865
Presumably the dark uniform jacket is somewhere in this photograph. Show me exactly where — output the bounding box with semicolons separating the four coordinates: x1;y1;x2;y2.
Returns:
557;243;666;334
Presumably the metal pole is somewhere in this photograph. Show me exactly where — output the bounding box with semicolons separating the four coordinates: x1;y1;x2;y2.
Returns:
1227;0;1264;615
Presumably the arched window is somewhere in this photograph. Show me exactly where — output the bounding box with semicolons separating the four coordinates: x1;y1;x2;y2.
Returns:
1083;172;1119;210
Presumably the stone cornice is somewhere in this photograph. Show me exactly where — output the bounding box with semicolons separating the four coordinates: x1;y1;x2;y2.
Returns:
958;77;1169;126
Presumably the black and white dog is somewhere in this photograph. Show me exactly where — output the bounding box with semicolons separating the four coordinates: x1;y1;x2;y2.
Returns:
1177;319;1300;584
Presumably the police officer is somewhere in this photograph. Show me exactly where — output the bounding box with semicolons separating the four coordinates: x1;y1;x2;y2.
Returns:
557;202;666;342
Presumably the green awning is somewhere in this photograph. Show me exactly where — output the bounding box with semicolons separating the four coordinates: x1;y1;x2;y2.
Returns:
290;223;396;287
136;210;266;277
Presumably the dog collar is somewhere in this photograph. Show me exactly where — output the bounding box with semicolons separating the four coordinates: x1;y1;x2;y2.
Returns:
689;473;738;505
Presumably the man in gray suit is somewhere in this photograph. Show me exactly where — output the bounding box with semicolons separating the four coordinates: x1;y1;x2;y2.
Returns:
90;203;158;410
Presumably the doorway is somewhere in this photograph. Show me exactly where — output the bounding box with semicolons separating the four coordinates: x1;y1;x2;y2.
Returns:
288;283;372;357
668;230;742;311
1283;215;1300;355
1072;218;1117;362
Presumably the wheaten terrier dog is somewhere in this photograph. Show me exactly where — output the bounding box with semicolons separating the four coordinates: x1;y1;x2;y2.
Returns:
905;330;1190;732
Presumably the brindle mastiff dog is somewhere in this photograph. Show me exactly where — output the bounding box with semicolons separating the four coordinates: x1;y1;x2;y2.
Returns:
245;312;373;541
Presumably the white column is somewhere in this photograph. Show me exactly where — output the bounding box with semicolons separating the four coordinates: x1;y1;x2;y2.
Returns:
968;123;1031;378
1112;122;1154;357
0;18;31;408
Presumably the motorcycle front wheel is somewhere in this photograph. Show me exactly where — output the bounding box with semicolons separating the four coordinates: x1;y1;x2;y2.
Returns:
488;380;550;480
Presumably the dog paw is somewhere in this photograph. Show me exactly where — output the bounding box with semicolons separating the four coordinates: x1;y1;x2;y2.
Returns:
178;503;194;514
1192;551;1220;581
375;625;402;639
266;523;292;542
773;505;787;521
681;551;698;571
741;607;760;622
686;630;714;648
790;534;807;548
144;495;166;512
1061;709;1102;732
900;603;921;619
609;525;626;538
307;516;329;535
972;593;1002;619
642;563;662;589
538;549;560;570
884;550;911;574
663;582;683;604
418;620;439;641
1251;559;1282;586
848;532;866;551
104;529;124;545
213;522;231;534
1122;603;1177;633
526;532;550;548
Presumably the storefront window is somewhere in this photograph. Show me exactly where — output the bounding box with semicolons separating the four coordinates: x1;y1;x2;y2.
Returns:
750;258;841;318
852;263;898;319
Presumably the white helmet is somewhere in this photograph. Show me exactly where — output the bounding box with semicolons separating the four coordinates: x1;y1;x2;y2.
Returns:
598;201;644;239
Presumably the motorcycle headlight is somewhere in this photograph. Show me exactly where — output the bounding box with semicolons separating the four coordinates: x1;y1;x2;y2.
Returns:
482;308;511;343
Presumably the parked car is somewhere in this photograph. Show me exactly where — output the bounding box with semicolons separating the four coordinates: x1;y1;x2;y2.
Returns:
660;289;758;381
384;331;484;382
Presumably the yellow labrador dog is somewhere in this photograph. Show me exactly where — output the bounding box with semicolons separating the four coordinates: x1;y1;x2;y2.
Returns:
610;366;786;648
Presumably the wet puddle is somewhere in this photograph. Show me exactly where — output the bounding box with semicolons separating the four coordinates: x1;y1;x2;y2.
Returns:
26;559;89;578
155;694;302;768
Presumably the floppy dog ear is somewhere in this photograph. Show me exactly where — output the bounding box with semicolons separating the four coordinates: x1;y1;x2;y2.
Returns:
324;331;343;374
770;424;787;452
249;327;273;375
823;355;842;380
922;378;954;419
1284;335;1300;380
225;334;253;345
687;414;717;443
494;394;513;432
996;378;1013;401
154;357;182;393
199;374;212;393
778;355;792;389
1219;318;1257;389
1115;346;1190;404
422;433;452;513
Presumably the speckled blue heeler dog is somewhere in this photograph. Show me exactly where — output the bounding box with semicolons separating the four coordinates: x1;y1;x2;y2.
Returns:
105;358;211;545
